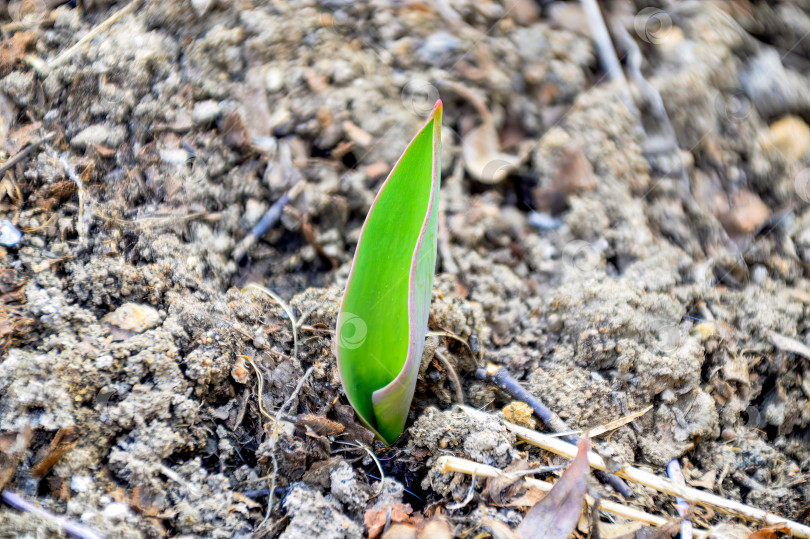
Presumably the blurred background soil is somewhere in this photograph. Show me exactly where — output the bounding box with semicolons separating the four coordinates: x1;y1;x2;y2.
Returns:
1;0;810;537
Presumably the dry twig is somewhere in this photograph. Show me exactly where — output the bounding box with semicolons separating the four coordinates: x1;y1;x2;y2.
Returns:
1;491;104;539
461;405;810;538
433;349;464;404
48;0;141;69
242;284;299;363
438;455;709;538
0;133;56;176
475;363;632;497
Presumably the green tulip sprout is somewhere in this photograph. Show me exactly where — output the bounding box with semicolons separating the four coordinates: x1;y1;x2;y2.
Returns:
336;100;443;445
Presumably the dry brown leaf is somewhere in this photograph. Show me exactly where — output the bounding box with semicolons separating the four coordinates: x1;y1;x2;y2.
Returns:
295;413;345;437
461;119;521;184
482;518;521;539
505;487;546;508
0;30;35;76
418;515;452;539
381;523;418;539
364;503;421;539
748;524;791;539
515;437;590;539
486;460;529;505
334;403;375;446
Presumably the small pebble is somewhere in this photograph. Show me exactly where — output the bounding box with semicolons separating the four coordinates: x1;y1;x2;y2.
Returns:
527;211;562;231
0;219;22;247
71;124;126;149
192;100;221;125
96;355;113;369
191;0;214;17
71;475;92;493
264;67;285;93
160;148;192;166
102;502;132;520
103;303;161;333
751;264;769;285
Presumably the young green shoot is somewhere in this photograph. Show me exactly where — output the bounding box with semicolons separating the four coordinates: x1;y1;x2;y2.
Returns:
336;100;443;445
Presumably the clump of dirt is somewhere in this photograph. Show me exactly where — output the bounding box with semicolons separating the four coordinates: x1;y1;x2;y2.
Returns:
409;407;517;501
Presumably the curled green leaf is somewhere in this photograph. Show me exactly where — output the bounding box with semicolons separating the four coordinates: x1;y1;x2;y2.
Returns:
336;101;443;445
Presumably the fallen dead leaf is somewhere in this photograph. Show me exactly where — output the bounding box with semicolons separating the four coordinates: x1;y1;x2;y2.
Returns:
295;414;345;437
334;403;375;446
534;144;596;214
439;79;524;183
381;523;418;539
515;437;590;539
748;524;791;539
365;503;421;539
486;460;529;505
716;189;771;236
482;518;520;539
418;515;452;539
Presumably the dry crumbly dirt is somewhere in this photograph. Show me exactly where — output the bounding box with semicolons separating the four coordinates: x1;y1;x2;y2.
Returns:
1;0;810;537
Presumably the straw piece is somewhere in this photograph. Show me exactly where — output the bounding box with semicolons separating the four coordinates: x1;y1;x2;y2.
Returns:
437;455;709;538
460;405;810;538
